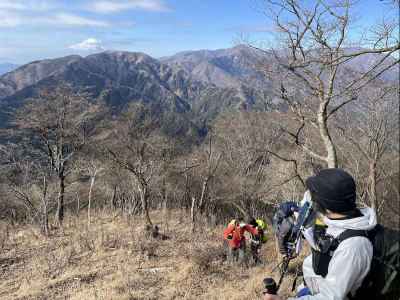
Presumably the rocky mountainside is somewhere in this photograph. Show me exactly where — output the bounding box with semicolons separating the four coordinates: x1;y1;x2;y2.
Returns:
0;63;19;76
0;50;277;135
163;45;399;86
161;44;272;90
0;46;397;138
0;56;80;99
0;52;195;137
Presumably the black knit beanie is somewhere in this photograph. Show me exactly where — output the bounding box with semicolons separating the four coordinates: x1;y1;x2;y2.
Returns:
305;168;356;213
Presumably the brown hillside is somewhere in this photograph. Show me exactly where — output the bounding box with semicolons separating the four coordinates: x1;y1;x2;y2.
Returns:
0;210;302;300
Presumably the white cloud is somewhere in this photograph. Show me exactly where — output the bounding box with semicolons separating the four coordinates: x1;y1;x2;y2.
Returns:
54;14;109;27
0;1;26;10
0;12;110;28
69;38;106;51
0;14;22;27
90;0;170;14
0;11;25;27
0;0;110;28
0;0;52;11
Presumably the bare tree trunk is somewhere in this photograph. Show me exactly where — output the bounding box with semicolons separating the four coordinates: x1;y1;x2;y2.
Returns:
163;191;169;234
160;178;167;210
43;203;49;236
87;174;96;227
190;196;196;233
56;175;65;226
42;176;49;236
111;185;117;209
76;192;80;215
318;106;338;168
198;179;208;214
184;160;191;209
368;161;378;214
139;184;152;226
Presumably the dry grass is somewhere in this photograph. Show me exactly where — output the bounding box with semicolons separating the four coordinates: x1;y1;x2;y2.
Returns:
0;210;305;299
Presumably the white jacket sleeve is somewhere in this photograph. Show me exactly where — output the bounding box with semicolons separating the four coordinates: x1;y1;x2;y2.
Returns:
288;237;373;300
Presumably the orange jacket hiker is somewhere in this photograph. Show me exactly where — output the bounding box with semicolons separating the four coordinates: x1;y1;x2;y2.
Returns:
223;220;258;249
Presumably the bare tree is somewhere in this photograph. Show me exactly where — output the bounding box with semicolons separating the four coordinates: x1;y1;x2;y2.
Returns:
0;144;54;235
187;132;222;232
78;157;103;227
12;85;98;226
252;0;399;168
337;84;399;217
211;111;305;219
107;103;167;227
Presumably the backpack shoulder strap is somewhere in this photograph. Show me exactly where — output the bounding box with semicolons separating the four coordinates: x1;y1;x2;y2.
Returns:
330;229;370;251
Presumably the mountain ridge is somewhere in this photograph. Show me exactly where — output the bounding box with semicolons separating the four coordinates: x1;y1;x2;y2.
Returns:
0;45;397;138
0;63;20;76
0;50;276;141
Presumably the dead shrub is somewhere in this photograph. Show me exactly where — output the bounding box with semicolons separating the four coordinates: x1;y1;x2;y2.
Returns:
43;246;76;279
132;226;160;259
76;231;96;253
0;224;9;250
101;231;123;250
190;242;225;273
139;239;159;259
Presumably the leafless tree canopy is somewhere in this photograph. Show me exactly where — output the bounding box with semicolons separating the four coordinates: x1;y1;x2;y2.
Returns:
251;0;399;168
10;85;100;226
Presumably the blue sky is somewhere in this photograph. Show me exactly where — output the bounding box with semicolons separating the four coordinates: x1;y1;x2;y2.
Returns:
0;0;397;64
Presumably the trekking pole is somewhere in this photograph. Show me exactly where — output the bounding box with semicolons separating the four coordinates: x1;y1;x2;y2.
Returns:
277;257;291;288
263;199;313;296
271;259;285;273
263;256;291;295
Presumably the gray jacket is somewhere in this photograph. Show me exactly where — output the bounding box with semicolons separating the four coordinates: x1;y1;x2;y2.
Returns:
273;210;296;256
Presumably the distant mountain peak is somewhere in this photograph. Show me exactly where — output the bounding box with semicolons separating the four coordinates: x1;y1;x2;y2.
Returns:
87;50;160;66
161;44;271;89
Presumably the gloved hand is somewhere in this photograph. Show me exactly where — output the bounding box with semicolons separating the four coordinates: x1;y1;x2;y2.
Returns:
297;287;311;297
279;201;299;217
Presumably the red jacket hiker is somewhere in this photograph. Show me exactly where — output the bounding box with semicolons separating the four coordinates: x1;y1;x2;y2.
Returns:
223;220;258;249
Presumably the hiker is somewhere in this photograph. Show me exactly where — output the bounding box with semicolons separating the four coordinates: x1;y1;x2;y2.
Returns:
223;218;258;264
264;168;378;300
272;201;299;258
248;218;268;264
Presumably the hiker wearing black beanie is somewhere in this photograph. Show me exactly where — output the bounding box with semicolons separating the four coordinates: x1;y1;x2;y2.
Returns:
305;168;357;214
264;168;377;300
